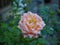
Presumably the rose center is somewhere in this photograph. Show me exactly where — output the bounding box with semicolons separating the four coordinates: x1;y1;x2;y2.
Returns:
28;17;36;28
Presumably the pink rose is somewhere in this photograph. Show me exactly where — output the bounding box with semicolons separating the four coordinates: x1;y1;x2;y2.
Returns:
18;12;45;38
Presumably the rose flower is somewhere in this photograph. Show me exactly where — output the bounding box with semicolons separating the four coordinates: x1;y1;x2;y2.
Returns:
18;12;45;38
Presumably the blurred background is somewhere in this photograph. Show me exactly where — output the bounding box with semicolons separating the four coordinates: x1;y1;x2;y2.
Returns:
0;0;60;45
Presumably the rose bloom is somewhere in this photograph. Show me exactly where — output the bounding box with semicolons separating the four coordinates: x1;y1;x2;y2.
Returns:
18;12;45;38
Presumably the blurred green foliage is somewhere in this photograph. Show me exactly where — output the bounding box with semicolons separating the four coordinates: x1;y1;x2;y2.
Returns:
0;0;60;45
